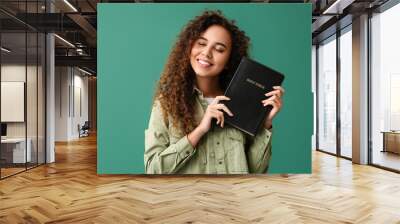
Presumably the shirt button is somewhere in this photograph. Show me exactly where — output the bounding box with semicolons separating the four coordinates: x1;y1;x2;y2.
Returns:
216;142;220;145
186;151;190;155
218;161;223;165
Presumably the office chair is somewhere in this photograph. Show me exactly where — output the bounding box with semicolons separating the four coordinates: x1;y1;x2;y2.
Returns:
79;121;90;138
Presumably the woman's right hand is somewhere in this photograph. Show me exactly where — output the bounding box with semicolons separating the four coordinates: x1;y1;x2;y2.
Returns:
197;95;234;134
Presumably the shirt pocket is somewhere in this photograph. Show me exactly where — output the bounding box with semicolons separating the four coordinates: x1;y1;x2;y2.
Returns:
226;128;246;145
225;129;248;173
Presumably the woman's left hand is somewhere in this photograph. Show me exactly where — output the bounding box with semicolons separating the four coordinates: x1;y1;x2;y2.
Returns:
261;86;285;129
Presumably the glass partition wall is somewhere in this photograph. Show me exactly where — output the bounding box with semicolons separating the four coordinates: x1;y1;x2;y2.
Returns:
0;2;46;179
316;26;353;159
370;3;400;171
316;0;400;172
317;35;337;155
339;26;352;159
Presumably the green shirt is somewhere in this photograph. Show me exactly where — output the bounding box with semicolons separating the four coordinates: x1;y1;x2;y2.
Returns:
144;90;272;174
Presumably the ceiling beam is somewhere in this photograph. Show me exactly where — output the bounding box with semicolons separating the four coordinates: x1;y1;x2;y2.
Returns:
55;55;96;69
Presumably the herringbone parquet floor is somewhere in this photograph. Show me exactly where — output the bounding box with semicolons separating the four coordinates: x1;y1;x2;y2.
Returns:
1;134;400;224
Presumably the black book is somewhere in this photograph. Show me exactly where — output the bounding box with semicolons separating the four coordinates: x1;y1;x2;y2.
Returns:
222;57;285;136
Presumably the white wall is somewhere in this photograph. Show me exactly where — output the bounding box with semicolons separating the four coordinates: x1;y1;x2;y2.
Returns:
1;64;41;138
312;45;316;150
1;63;46;164
1;65;26;134
73;72;89;138
55;66;69;141
55;67;89;141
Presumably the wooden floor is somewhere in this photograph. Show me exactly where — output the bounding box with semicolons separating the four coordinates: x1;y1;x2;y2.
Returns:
0;167;26;178
373;150;400;171
1;135;400;223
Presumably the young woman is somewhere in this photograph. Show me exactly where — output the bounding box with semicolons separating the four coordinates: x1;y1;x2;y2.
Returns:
144;10;284;174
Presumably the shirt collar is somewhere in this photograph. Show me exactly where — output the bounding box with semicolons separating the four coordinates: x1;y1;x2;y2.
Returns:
192;86;208;108
193;86;202;95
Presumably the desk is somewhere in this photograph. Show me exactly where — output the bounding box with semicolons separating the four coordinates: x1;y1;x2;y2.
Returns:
381;131;400;154
1;138;32;163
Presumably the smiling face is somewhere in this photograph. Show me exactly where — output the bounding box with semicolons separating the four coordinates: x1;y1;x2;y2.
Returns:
190;25;232;78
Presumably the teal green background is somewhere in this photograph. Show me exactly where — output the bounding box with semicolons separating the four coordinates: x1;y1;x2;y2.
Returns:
98;3;312;174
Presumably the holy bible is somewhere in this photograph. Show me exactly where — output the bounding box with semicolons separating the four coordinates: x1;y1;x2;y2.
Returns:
223;57;285;136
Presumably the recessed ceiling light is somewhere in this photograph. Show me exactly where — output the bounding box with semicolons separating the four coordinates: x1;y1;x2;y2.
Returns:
63;0;78;12
1;47;11;53
78;67;93;76
54;34;75;48
322;0;354;15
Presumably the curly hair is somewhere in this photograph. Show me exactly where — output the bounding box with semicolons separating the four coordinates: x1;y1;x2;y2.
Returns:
154;10;250;135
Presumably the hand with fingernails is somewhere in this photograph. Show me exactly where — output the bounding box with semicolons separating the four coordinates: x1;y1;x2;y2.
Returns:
188;87;284;147
262;86;285;129
199;86;284;131
197;95;234;134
